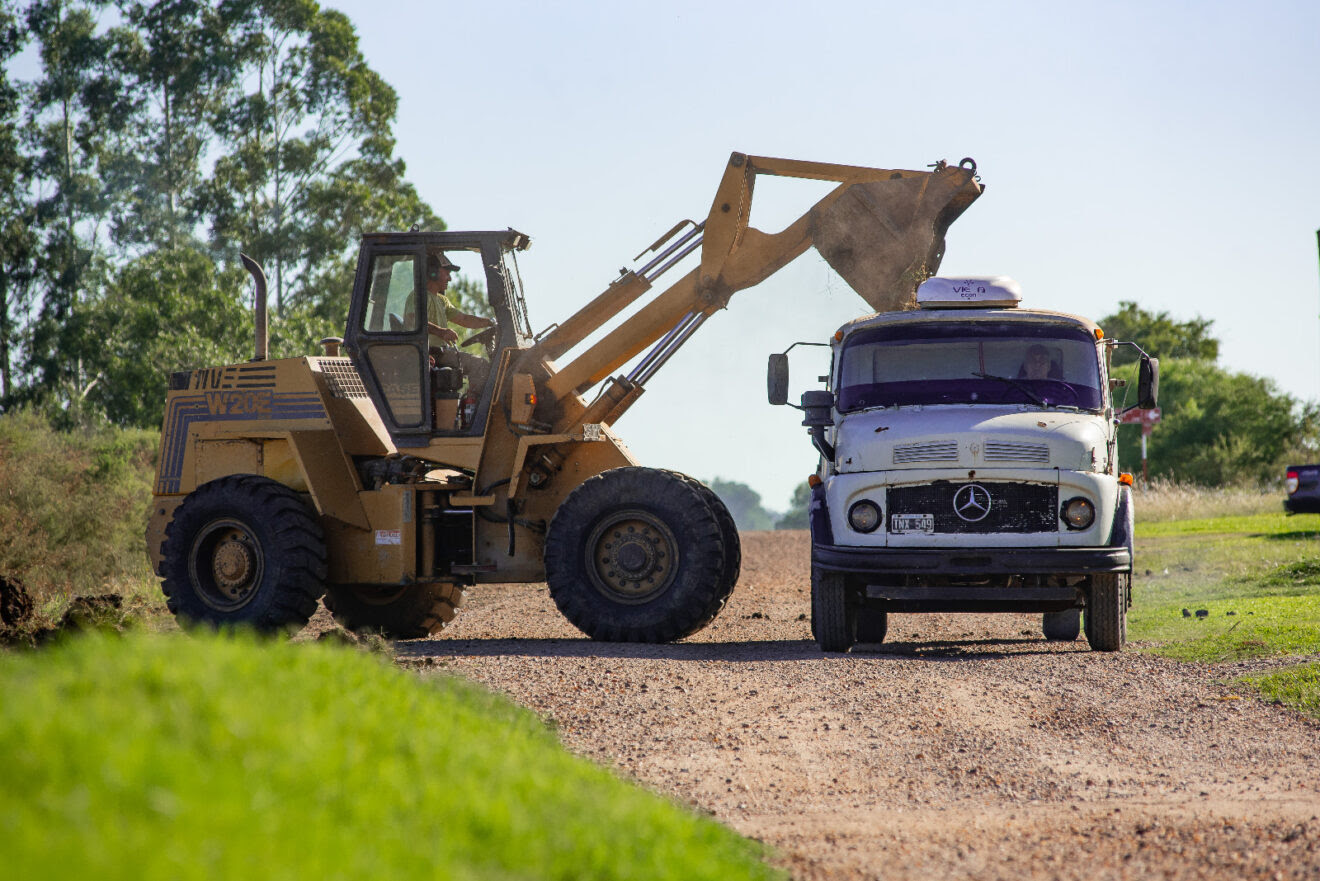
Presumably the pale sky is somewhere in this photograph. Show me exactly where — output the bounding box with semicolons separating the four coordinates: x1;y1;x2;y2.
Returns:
324;0;1319;510
103;1;1320;510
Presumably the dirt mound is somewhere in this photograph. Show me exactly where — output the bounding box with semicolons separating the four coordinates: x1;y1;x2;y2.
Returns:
0;575;33;629
59;594;126;632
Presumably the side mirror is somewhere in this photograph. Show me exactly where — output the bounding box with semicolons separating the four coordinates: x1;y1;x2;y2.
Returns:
767;353;789;405
1137;356;1159;409
800;389;835;427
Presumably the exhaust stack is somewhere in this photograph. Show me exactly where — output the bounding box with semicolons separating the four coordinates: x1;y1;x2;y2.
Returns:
240;253;268;362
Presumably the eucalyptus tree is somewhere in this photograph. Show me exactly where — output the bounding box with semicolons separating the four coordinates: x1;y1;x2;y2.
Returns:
107;0;234;252
204;0;424;316
0;0;32;403
20;0;134;422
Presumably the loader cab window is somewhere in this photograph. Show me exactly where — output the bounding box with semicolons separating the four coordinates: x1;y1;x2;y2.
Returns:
361;254;419;333
358;252;425;427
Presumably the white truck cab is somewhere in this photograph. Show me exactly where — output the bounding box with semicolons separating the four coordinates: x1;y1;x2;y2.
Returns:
768;277;1159;653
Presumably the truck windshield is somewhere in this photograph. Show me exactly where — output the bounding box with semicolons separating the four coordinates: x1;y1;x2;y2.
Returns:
837;323;1103;412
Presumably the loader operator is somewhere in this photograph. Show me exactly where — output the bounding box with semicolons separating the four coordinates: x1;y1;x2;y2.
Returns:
425;252;496;428
425;253;494;345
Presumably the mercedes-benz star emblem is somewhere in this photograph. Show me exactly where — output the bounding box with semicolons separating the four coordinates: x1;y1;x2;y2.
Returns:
953;483;992;522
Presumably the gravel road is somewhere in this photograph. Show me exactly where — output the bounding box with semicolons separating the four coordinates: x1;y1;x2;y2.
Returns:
396;530;1320;880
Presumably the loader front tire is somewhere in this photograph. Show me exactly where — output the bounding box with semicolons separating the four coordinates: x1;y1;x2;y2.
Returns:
161;475;326;634
667;472;740;625
545;467;727;643
323;582;466;640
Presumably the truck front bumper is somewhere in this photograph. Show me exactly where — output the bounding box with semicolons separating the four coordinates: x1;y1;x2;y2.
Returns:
812;544;1132;612
813;544;1131;576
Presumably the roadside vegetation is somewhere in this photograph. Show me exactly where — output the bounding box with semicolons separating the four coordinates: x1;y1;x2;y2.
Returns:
1129;505;1320;717
0;632;781;881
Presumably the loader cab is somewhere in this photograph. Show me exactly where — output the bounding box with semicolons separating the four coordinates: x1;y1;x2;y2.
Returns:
344;229;532;448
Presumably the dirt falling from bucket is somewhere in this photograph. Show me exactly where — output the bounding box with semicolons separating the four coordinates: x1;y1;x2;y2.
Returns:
810;163;983;312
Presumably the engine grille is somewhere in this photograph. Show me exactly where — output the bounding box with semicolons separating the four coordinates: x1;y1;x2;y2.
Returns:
983;441;1050;463
893;440;959;465
887;482;1058;533
320;358;369;399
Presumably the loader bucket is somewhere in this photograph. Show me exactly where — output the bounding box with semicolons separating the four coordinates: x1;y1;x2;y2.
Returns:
810;163;983;312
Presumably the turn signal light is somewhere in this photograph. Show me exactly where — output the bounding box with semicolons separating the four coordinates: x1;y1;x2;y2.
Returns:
1118;473;1133;486
807;474;822;488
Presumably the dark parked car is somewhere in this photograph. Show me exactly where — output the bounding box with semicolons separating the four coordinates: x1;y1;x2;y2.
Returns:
1285;464;1320;514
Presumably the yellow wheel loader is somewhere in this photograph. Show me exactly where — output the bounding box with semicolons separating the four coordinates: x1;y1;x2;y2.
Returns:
146;152;983;641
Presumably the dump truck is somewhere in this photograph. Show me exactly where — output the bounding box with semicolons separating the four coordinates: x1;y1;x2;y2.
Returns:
146;152;983;641
768;275;1160;652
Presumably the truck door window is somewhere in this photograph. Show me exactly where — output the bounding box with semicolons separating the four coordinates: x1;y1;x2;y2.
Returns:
361;254;419;333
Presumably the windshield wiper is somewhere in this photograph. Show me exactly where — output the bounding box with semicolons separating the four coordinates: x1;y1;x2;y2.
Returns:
972;371;1050;408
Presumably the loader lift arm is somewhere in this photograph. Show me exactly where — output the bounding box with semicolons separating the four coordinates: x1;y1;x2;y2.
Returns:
535;152;983;417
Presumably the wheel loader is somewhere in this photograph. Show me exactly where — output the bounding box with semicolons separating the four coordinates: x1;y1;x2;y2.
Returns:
146;152;983;641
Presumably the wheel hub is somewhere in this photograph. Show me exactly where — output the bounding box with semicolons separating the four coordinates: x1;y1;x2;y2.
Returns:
589;515;677;602
212;536;256;596
190;520;264;611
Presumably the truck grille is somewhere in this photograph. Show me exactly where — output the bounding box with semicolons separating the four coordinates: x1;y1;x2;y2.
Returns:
893;441;959;464
983;441;1049;463
887;482;1058;533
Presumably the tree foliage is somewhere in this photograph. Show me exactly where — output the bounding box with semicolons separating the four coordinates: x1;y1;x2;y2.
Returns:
1100;301;1219;366
1116;358;1317;486
707;478;779;532
0;0;442;427
775;481;811;530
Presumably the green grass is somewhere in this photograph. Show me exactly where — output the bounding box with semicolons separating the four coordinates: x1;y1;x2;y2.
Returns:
0;411;163;623
1130;510;1320;717
1243;662;1320;717
0;633;781;881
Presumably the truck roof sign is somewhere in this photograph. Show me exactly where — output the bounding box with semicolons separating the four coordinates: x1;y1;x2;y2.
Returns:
917;276;1022;309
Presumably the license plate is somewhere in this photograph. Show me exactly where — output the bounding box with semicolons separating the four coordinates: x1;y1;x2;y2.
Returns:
891;513;934;534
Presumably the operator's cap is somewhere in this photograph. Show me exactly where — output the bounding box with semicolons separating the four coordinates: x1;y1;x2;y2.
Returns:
427;253;460;277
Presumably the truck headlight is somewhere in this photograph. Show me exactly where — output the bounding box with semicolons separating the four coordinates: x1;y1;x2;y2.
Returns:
848;499;882;533
1060;497;1095;530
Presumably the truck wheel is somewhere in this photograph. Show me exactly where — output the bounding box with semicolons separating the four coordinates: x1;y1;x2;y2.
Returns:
161;475;326;633
544;467;727;642
856;607;889;645
1042;608;1081;641
1084;572;1128;651
812;567;856;653
323;582;466;640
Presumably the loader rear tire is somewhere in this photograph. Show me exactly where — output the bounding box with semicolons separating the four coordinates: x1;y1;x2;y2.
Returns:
161;475;326;634
545;467;727;643
323;582;466;640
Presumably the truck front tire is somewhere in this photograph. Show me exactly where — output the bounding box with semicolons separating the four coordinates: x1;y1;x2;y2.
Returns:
1084;572;1128;651
812;568;856;653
